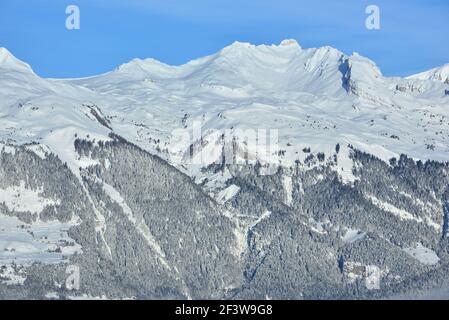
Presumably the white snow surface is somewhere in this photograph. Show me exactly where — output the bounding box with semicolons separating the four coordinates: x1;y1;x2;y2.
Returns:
342;228;366;243
367;195;423;223
0;212;82;265
0;264;27;286
216;184;240;204
0;181;60;216
403;243;440;265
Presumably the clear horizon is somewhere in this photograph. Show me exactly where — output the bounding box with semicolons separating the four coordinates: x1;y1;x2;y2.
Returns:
0;0;448;78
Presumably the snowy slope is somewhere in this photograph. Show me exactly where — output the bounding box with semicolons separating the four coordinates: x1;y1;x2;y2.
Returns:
408;64;449;84
0;48;115;175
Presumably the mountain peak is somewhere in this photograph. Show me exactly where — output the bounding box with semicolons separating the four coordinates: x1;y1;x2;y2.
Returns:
115;56;177;78
220;39;302;55
408;63;449;83
220;41;255;54
0;47;33;73
279;39;301;48
348;52;382;76
0;47;14;63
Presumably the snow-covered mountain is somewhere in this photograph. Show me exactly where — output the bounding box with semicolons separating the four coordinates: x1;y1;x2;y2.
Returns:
1;40;449;299
2;40;448;172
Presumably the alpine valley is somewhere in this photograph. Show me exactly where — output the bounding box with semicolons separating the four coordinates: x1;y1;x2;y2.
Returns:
1;40;449;299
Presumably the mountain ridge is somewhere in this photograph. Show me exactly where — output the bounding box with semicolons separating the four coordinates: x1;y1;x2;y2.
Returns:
2;41;447;80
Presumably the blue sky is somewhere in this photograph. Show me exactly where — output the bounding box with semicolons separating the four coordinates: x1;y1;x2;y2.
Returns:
0;0;448;78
